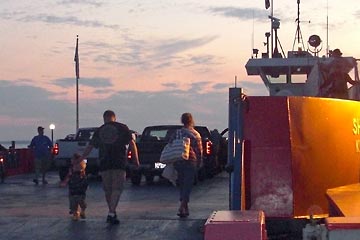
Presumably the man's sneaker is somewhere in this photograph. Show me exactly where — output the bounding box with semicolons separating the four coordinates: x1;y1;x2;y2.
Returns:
106;214;120;225
80;209;86;219
33;179;39;185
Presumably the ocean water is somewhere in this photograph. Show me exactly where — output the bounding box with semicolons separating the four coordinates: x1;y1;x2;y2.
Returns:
0;140;31;149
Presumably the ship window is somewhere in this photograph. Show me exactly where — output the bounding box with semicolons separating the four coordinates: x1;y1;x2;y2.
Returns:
267;74;287;83
291;74;307;83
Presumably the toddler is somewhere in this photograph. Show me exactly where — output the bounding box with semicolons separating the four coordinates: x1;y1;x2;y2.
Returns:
60;153;88;221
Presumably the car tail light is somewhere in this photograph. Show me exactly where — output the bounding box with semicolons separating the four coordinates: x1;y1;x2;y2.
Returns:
127;150;132;160
0;157;3;163
53;143;59;155
205;140;212;155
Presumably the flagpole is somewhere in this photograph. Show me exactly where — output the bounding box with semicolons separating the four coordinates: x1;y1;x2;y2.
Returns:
74;35;80;133
76;66;79;133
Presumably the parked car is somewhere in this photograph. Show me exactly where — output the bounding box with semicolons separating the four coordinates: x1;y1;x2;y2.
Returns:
128;125;221;185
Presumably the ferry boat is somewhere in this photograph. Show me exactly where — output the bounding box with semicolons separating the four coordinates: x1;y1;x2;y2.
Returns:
241;0;360;219
205;1;360;239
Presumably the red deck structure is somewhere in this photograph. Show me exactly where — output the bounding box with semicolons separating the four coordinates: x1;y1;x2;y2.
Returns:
242;96;360;218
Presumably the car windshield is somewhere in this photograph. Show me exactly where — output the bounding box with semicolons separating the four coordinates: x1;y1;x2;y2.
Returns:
146;129;168;141
141;126;210;141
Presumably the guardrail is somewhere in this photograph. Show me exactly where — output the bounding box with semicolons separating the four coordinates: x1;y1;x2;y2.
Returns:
0;149;35;176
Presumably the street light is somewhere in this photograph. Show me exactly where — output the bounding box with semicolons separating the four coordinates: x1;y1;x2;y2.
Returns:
49;123;55;145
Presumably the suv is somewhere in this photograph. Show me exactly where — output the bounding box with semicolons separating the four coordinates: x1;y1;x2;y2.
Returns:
129;125;219;185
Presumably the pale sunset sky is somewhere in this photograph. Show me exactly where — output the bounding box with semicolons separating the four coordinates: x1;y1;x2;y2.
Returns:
0;0;359;142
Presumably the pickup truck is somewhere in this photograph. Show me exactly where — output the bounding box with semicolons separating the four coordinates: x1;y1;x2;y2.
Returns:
128;125;219;185
53;127;98;180
53;127;137;180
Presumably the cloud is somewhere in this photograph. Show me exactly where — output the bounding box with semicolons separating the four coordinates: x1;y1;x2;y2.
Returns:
57;0;103;7
0;77;268;141
19;14;119;29
95;89;229;132
53;77;113;88
209;7;268;21
0;80;75;138
239;80;268;96
188;81;212;93
189;55;216;65
153;36;218;57
208;6;292;23
88;39;151;68
162;82;179;89
184;54;222;67
93;89;115;95
0;79;231;140
88;36;220;70
213;83;230;90
154;61;173;69
0;10;25;20
355;10;360;19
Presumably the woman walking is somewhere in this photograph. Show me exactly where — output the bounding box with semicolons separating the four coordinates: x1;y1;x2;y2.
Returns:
171;113;203;218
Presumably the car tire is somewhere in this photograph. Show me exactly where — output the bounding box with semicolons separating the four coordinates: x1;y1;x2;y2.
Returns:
193;174;198;185
59;167;69;181
0;167;4;183
145;174;154;185
197;167;206;181
95;174;102;182
131;172;142;186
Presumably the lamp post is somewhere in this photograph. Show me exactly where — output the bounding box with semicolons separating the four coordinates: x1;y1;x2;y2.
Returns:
49;124;55;145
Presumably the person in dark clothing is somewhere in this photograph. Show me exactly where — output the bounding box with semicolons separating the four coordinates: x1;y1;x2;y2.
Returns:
29;126;53;185
320;48;359;99
60;153;88;221
79;110;139;225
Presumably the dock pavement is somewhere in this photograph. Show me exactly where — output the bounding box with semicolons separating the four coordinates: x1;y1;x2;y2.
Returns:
0;171;229;240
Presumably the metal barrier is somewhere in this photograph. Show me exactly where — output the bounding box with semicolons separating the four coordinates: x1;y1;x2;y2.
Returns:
1;149;34;176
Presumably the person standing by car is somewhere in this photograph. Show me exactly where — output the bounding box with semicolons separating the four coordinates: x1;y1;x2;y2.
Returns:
29;126;53;185
79;110;139;225
170;112;203;218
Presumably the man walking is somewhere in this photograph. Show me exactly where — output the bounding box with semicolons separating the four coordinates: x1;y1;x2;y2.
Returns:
29;126;53;185
80;110;139;224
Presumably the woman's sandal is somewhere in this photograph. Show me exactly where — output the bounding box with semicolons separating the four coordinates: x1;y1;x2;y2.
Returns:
177;208;188;218
177;212;188;218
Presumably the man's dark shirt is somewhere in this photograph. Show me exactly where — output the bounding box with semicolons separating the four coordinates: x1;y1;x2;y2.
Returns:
90;122;132;171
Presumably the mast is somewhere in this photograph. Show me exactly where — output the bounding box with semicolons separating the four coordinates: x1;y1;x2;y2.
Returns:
326;0;329;56
270;0;274;58
292;0;305;51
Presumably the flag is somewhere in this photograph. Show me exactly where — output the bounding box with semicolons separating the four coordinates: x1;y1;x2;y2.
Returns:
74;35;80;79
265;0;270;9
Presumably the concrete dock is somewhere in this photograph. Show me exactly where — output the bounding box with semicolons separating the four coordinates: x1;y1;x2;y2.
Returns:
0;171;229;240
